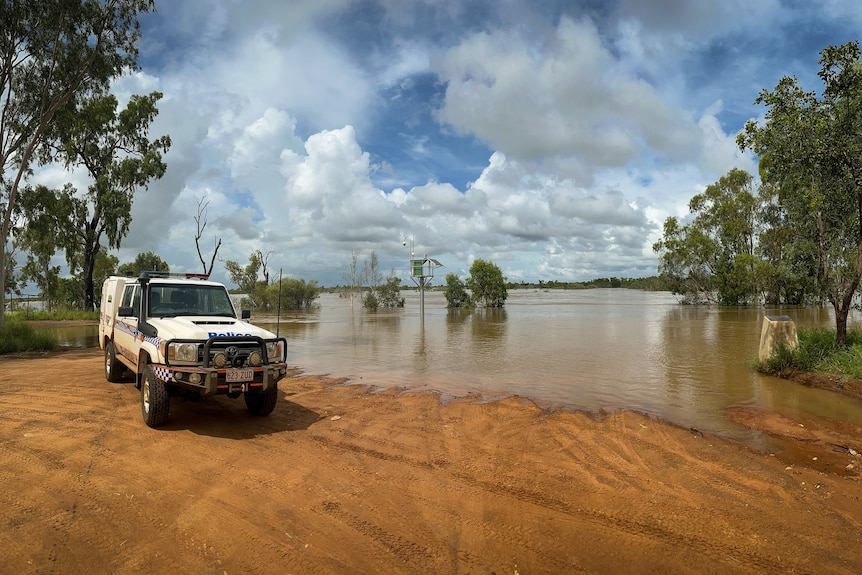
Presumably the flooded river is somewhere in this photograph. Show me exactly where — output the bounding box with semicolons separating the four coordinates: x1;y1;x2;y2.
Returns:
51;289;862;443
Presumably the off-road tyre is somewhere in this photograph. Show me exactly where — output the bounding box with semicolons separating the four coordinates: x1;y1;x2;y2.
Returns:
141;364;170;428
104;340;124;383
244;382;278;416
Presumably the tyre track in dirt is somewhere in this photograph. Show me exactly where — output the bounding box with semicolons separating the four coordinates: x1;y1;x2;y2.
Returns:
279;395;824;574
3;349;862;574
303;428;580;573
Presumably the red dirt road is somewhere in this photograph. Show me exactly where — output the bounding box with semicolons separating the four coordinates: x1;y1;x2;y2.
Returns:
1;348;862;574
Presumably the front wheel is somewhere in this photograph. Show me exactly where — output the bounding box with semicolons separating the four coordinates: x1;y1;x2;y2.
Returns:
104;340;124;383
141;364;170;428
244;382;278;416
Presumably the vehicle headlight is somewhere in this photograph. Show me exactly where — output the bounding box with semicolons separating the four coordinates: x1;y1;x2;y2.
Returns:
266;341;284;362
168;342;198;363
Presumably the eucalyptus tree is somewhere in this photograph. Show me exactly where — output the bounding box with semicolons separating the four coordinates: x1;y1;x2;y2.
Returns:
652;216;718;304
753;161;820;305
693;169;762;304
92;247;119;301
117;251;168;276
225;250;271;308
738;42;862;346
23;91;170;309
654;168;768;305
0;0;156;325
16;186;63;310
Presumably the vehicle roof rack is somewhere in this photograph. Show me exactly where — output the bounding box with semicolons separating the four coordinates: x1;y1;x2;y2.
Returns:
139;271;211;280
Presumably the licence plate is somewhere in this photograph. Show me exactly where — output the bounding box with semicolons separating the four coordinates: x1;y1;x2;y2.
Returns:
226;369;254;382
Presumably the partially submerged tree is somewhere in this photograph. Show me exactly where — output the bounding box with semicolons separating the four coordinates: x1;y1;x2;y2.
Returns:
377;271;405;308
341;250;360;304
358;253;404;311
443;272;472;308
738;41;862;346
225;250;271;308
467;259;507;307
361;250;381;310
653;168;769;305
267;277;321;311
0;0;157;326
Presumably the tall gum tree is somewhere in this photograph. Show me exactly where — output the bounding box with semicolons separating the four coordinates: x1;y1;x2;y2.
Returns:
653;168;766;305
31;90;171;310
0;0;156;327
738;42;862;347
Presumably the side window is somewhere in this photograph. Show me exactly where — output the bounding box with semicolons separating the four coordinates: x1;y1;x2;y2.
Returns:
119;285;139;316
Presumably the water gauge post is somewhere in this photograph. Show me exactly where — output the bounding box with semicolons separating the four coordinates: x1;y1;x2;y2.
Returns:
404;235;442;321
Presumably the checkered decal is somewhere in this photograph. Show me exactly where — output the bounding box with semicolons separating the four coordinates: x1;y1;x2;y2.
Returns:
152;365;175;382
115;321;161;347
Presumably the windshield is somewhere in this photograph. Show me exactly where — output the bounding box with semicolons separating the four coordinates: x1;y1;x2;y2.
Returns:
148;285;237;318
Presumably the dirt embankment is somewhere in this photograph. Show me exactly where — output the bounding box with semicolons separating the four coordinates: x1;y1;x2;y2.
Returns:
784;370;862;402
1;348;862;574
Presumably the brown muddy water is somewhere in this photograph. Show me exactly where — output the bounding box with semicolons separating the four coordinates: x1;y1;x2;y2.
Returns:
51;289;862;445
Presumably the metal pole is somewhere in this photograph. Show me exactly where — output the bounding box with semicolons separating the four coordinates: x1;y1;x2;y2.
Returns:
420;276;425;320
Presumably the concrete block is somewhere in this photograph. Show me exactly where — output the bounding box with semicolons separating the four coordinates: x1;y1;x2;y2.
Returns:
758;315;799;364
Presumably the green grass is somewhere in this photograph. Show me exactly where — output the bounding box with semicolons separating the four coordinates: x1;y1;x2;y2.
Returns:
5;309;99;321
763;327;862;379
0;318;59;354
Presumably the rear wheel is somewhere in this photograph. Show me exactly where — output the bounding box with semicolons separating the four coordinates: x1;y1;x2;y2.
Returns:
104;340;124;383
244;382;278;416
141;364;170;428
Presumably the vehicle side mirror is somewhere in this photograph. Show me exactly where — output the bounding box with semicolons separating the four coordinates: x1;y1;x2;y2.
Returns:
118;306;134;317
241;309;251;320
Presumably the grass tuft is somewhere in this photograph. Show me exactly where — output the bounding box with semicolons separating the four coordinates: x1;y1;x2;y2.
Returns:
6;309;98;321
762;327;862;379
0;318;59;354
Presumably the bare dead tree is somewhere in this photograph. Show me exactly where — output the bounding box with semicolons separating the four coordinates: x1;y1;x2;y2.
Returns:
194;197;222;276
340;249;360;304
255;249;274;285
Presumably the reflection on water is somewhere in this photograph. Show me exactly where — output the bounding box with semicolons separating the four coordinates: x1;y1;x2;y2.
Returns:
53;290;862;442
46;325;101;349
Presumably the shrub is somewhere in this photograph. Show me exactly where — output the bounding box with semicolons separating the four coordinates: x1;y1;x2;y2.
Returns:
444;273;473;308
466;259;507;308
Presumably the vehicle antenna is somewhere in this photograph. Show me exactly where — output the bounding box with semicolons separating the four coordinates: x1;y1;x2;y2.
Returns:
276;268;283;338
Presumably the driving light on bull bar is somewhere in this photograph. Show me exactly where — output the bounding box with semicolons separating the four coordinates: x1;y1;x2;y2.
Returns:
212;352;227;369
168;342;198;362
248;350;262;366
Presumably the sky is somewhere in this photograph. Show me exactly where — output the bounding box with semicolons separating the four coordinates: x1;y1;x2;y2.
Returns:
38;0;862;288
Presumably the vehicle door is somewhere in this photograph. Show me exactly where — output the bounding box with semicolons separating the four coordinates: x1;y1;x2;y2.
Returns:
113;283;141;366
